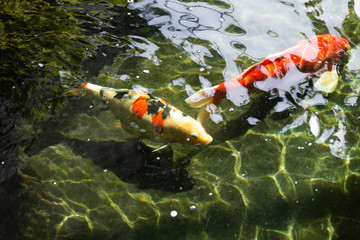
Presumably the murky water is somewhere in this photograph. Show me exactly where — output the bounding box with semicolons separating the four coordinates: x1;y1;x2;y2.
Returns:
1;0;360;239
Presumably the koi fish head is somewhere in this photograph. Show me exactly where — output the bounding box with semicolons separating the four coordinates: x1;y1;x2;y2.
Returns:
168;115;213;145
320;34;350;59
330;34;350;52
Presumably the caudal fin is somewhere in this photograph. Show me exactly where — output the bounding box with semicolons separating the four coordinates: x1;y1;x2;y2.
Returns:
185;85;221;123
185;86;217;108
59;71;84;96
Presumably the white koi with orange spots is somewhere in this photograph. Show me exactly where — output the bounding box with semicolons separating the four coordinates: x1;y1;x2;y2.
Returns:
60;72;212;145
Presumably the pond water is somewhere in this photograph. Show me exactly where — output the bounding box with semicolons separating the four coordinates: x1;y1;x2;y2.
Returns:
1;0;360;239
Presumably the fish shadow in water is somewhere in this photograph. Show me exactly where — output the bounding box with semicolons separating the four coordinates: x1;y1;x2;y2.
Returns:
212;88;309;144
70;139;194;193
213;92;284;143
26;132;194;193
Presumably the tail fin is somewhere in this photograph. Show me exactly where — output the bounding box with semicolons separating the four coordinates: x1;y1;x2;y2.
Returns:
196;105;209;123
59;71;83;96
185;86;217;108
185;85;220;123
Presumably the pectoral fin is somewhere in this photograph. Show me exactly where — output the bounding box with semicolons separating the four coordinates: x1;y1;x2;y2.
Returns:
314;71;339;93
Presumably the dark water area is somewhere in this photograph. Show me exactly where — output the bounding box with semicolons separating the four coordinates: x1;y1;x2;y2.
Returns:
1;0;360;239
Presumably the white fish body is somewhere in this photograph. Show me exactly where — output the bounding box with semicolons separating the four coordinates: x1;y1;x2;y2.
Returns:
60;72;212;145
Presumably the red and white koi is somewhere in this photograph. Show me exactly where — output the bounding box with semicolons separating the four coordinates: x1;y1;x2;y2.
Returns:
59;71;213;145
186;34;350;121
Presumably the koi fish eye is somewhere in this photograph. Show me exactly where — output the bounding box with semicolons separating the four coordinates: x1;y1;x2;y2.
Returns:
190;132;198;139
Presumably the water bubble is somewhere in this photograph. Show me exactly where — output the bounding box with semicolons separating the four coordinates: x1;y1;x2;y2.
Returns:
89;105;94;109
136;75;140;79
200;67;205;72
156;156;160;161
196;50;201;53
186;137;191;142
53;181;57;185
188;7;192;10
220;18;225;22
229;108;234;112
38;63;44;67
209;192;213;196
329;139;335;143
296;200;299;204
308;142;312;146
12;86;16;89
315;188;319;192
170;210;178;217
143;69;150;74
1;161;4;165
127;12;131;15
104;169;108;173
172;34;177;38
190;205;197;210
294;181;298;184
87;138;91;141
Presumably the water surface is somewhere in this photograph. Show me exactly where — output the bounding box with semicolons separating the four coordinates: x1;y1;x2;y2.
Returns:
1;0;360;239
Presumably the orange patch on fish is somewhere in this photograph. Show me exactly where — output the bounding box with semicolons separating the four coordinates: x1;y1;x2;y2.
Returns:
152;109;165;133
152;109;164;126
83;82;88;87
132;96;149;119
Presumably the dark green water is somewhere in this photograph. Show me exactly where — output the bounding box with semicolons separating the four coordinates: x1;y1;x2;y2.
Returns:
1;0;360;239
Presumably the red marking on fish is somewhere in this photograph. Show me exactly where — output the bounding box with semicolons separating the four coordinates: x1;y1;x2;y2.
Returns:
132;96;149;119
152;109;165;133
83;82;88;87
212;34;349;106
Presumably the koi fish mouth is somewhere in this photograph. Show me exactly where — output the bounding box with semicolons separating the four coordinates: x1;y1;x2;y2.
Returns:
185;130;213;145
201;133;213;145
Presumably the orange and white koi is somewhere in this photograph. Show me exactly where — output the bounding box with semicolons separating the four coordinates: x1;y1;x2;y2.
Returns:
186;34;350;120
59;71;212;145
